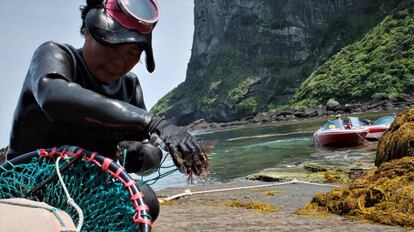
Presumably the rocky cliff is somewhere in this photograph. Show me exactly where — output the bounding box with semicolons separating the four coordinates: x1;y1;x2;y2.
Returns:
152;0;400;125
292;1;414;106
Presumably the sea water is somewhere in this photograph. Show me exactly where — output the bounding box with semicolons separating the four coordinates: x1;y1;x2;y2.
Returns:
146;110;400;191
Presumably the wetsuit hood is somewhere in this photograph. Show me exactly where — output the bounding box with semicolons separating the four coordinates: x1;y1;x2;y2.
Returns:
85;8;155;73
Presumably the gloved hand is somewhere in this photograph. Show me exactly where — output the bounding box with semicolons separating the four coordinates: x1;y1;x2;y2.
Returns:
146;116;209;177
116;141;162;176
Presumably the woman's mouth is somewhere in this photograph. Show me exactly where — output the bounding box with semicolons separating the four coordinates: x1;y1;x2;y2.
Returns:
105;69;120;77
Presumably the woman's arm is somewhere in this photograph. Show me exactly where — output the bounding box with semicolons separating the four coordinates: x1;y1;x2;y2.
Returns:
35;76;153;132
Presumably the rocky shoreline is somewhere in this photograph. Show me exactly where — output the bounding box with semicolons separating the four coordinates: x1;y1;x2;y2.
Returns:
156;107;414;231
187;93;414;130
155;179;408;232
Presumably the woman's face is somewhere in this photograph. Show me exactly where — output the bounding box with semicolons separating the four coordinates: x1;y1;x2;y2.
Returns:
83;31;142;84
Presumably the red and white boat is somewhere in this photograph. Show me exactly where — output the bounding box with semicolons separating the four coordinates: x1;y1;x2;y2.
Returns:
365;116;395;140
313;117;368;147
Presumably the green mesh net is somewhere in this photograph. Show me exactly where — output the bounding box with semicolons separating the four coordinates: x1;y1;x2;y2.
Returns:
0;146;156;232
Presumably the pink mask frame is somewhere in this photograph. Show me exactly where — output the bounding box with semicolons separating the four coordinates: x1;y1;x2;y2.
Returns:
105;0;160;35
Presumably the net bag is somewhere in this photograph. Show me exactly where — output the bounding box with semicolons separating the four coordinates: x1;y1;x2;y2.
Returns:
0;145;154;232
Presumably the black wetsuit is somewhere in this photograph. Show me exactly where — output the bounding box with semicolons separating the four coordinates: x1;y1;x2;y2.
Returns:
7;41;155;160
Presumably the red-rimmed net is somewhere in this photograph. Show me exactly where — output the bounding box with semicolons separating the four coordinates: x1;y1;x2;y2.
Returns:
0;145;152;232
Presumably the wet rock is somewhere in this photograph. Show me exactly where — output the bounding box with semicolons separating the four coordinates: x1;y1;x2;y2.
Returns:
343;103;362;113
304;163;329;172
247;167;327;183
253;112;268;123
366;102;379;110
396;93;413;102
344;104;353;113
375;108;414;166
396;102;409;108
372;93;390;101
277;110;294;117
293;107;306;118
0;146;7;164
388;95;399;102
304;106;323;118
326;98;340;111
285;115;297;120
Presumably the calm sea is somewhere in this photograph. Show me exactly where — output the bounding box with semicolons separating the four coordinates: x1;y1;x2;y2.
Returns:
146;110;400;191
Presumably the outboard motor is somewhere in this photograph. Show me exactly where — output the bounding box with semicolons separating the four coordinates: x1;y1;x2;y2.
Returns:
362;119;372;126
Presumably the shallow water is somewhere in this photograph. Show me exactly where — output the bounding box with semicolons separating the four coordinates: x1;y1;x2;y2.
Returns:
147;110;401;191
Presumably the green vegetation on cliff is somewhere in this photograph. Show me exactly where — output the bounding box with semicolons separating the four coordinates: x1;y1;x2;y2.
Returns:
292;4;414;106
152;46;257;120
152;0;410;124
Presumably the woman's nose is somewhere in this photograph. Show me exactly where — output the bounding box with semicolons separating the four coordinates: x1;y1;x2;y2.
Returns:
107;57;124;73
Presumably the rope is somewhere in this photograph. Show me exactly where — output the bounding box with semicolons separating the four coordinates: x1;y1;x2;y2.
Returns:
56;156;84;232
354;128;371;144
27;156;82;197
0;165;7;172
159;179;340;202
137;152;179;187
122;148;127;167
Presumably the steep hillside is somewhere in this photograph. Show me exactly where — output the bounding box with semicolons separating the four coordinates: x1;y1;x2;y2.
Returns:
292;1;414;106
152;0;401;125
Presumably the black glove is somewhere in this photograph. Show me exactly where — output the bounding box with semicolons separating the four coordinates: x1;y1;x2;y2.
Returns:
147;116;201;154
146;116;208;176
117;141;162;176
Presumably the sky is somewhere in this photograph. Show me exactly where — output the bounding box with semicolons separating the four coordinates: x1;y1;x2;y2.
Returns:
0;0;195;147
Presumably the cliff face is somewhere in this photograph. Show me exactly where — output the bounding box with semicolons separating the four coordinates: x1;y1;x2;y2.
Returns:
152;0;396;125
190;0;365;75
292;1;414;106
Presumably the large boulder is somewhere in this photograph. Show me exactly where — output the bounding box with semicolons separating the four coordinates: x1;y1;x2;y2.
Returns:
375;108;414;166
372;92;390;102
326;98;340;111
